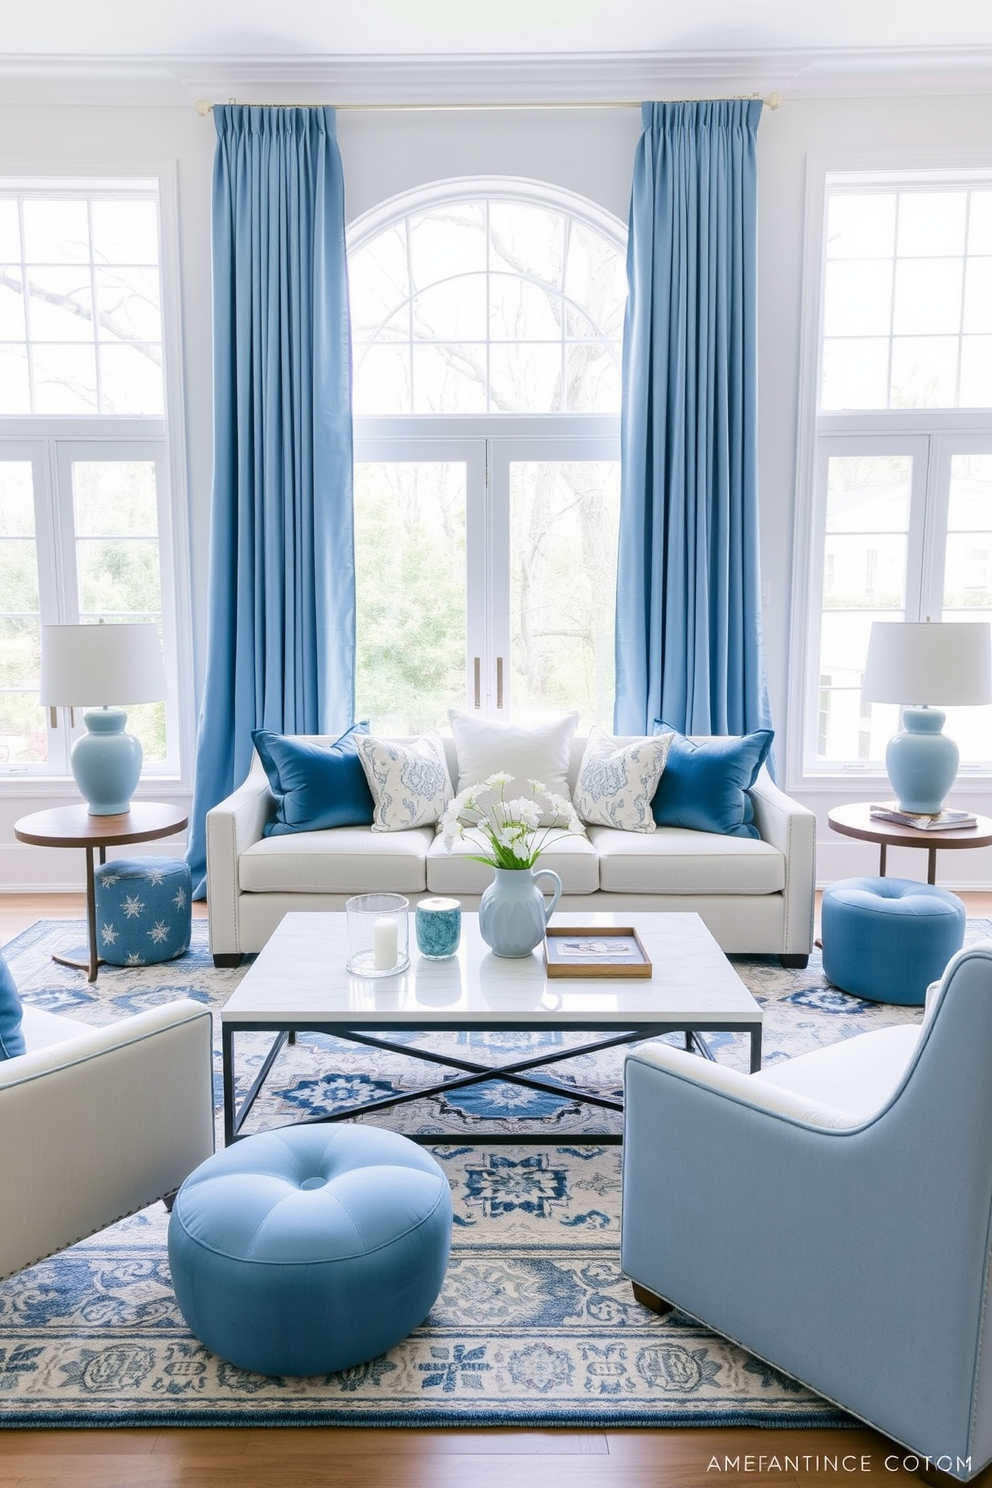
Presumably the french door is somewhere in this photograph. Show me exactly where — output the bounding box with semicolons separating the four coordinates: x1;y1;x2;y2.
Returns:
353;418;620;733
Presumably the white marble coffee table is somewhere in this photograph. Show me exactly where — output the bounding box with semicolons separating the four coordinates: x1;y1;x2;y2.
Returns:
221;910;763;1144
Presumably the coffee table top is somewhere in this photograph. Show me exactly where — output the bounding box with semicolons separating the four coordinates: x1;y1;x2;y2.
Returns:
222;911;761;1029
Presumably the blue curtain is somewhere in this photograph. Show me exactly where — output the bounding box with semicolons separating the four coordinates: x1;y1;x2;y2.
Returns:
614;99;771;740
186;106;354;897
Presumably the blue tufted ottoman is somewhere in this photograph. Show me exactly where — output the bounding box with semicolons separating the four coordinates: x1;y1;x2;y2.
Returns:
821;876;965;1006
167;1124;453;1377
94;857;192;966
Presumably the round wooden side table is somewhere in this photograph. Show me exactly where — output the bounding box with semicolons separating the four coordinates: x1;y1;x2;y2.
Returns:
827;803;992;886
14;802;189;982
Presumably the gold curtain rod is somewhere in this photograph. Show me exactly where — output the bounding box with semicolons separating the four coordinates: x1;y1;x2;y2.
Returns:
195;93;782;117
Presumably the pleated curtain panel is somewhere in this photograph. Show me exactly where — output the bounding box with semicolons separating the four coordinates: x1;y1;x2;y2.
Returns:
186;105;355;897
614;99;772;740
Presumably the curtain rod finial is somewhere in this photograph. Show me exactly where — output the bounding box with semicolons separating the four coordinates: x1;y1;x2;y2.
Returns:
195;99;213;117
766;92;782;110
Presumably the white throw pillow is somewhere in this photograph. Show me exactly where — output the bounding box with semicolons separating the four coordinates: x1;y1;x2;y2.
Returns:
356;731;453;832
572;726;673;832
448;710;578;824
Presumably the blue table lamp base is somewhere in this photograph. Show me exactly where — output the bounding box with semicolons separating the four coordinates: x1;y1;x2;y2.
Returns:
71;708;143;816
885;708;959;815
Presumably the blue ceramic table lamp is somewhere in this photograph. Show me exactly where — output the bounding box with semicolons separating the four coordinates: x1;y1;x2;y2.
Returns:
861;620;992;815
40;623;168;815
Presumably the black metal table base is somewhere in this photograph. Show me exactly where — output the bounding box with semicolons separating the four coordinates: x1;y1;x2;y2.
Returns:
222;1018;762;1146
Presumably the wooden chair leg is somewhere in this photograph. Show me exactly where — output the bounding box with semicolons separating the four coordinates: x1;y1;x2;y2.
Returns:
631;1281;675;1316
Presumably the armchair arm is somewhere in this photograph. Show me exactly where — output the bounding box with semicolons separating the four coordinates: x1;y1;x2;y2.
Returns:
205;757;272;956
0;999;214;1280
627;1042;859;1129
748;768;816;956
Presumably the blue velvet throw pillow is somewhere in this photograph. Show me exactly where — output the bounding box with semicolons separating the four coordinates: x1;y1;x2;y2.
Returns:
0;950;25;1060
252;723;374;836
651;723;774;839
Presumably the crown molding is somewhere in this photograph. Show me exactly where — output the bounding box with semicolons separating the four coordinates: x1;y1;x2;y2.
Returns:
0;46;989;109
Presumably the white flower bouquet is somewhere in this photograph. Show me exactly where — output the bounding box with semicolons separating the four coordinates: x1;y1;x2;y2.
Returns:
441;773;583;870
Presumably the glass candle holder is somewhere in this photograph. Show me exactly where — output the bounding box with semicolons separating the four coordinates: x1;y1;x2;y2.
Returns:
346;893;410;977
415;897;462;960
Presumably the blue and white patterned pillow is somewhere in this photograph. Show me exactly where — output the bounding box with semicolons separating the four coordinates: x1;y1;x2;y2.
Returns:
573;727;673;832
356;731;453;832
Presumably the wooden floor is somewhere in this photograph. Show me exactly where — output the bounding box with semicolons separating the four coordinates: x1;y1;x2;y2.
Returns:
2;891;990;1488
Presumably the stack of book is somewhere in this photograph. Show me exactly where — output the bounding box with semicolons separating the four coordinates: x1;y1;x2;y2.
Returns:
869;803;978;831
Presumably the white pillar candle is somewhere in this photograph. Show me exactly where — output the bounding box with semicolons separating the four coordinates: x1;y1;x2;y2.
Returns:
373;916;399;970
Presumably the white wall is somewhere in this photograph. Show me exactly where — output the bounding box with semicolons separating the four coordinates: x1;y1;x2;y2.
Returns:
1;91;991;893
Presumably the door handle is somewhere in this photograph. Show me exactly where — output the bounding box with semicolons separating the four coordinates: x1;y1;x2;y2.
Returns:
496;656;504;710
473;657;481;709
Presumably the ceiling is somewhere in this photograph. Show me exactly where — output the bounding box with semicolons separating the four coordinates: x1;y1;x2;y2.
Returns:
3;0;992;105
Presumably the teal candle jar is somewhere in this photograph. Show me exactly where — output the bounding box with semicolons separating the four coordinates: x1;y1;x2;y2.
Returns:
415;897;462;960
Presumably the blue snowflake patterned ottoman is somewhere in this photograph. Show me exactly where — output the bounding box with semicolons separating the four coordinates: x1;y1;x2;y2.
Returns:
94;857;192;967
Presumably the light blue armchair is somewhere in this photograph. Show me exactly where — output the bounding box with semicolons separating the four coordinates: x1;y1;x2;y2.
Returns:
621;940;992;1482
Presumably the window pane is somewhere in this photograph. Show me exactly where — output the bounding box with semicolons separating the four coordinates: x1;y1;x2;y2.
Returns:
348;226;409;338
489;274;562;340
564;224;627;336
892;260;963;336
897;192;967;256
73;460;157;535
352;344;411;415
98;343;164;415
90;199;159;266
822;261;892;336
412;344;487;414
0;267;25;338
960;337;992;406
0;346;30;414
24;266;93;341
825;454;910;534
354;462;467;734
95;266;162;342
969;191;992;254
489;343;562;413
409;206;486;292
963;259;992;333
412;276;486;341
0;462;45;764
564;343;621;413
509;461;620;730
21;199;89;263
820;338;889;410
489;203;564;287
817;610;901;764
890;336;958;408
77;539;161;614
825;194;896;259
72;460;162;614
32;343;97;413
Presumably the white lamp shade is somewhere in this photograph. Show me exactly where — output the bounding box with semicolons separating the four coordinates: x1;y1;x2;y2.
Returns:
40;624;168;708
861;622;992;707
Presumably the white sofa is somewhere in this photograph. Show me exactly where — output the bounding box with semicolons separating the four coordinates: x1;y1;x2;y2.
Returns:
206;734;815;968
1;999;214;1280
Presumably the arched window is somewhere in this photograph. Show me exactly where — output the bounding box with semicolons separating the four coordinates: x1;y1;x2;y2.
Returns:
348;180;627;732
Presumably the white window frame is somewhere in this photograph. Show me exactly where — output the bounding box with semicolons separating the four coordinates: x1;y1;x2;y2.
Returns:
0;165;194;793
787;150;992;796
349;179;626;724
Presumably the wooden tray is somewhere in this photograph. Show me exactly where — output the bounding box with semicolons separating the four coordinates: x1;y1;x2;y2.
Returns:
544;926;652;978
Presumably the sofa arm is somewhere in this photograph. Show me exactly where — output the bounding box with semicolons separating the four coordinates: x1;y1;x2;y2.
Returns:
205;760;272;957
748;768;816;958
0;1000;214;1280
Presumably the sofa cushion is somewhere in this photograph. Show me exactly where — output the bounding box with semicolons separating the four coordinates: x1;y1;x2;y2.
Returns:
0;951;25;1060
252;724;373;836
427;830;599;896
448;710;578;824
239;827;433;895
591;825;785;895
356;731;453;832
651;725;773;839
573;727;672;832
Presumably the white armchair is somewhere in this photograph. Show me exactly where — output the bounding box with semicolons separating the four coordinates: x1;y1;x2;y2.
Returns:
1;998;214;1281
622;941;992;1482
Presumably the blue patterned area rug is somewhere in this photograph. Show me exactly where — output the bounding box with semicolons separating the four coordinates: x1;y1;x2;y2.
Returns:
1;918;977;1429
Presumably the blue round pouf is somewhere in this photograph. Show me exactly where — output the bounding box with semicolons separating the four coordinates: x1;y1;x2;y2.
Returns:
168;1125;453;1377
94;857;191;966
821;876;965;1006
